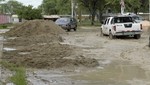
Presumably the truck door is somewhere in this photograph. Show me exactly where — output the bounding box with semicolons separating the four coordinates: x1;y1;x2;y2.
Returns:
102;18;108;34
105;18;111;35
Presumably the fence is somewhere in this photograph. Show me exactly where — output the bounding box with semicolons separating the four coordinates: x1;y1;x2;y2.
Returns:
0;14;11;24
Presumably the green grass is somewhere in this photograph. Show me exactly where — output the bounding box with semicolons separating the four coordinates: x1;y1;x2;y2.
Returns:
78;20;101;26
0;23;13;29
0;61;27;85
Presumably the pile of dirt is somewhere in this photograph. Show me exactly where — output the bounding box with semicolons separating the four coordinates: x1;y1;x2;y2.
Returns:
141;20;150;27
3;44;98;68
3;20;99;69
140;21;150;34
5;20;66;37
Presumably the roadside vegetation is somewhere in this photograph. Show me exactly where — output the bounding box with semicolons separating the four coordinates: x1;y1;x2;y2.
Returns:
0;24;12;29
78;20;100;26
0;61;27;85
0;0;148;25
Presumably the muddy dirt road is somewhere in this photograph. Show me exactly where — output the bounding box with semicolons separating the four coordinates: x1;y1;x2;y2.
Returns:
27;26;150;85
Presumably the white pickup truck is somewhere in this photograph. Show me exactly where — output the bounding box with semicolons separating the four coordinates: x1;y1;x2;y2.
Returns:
101;15;142;39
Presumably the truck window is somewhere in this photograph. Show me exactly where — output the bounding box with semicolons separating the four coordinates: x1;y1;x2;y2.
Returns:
107;18;110;24
104;19;107;25
114;17;133;23
111;18;114;24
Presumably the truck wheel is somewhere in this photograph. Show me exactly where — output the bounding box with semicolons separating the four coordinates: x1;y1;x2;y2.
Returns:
73;28;76;31
67;25;71;32
109;32;115;39
100;28;104;36
73;25;77;31
67;29;71;32
134;34;141;39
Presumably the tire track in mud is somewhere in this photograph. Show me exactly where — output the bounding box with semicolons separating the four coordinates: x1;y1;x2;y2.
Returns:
119;41;150;71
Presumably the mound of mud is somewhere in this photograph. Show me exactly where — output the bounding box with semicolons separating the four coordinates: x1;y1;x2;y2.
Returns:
5;34;63;46
3;20;99;69
141;21;150;27
5;20;66;37
3;43;99;69
141;21;150;34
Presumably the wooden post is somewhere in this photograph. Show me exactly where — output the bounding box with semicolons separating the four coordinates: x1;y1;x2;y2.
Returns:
149;36;150;47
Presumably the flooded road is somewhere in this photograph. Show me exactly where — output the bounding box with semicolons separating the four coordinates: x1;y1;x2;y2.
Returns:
27;27;150;85
72;61;150;85
27;60;150;85
1;27;150;85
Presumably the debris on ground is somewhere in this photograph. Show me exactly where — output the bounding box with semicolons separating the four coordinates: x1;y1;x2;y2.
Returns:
141;20;150;27
2;20;99;69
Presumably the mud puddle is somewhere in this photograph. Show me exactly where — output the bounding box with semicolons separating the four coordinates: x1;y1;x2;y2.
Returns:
71;60;150;85
27;60;150;85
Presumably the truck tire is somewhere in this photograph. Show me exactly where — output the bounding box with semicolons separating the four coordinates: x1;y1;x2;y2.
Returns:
100;28;104;36
73;25;77;31
109;32;115;39
134;34;141;39
67;29;71;32
67;25;71;32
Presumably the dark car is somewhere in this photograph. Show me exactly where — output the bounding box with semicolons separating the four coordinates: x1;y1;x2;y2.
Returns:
55;17;77;31
130;15;143;23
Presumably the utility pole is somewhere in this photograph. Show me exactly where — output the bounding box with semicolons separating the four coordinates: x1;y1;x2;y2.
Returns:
71;0;74;18
149;0;150;21
120;0;125;15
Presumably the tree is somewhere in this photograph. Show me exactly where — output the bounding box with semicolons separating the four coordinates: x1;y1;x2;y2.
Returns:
125;0;141;14
7;0;23;14
139;0;149;12
17;5;42;20
41;0;71;15
0;0;23;14
97;0;109;22
106;0;141;14
78;0;100;25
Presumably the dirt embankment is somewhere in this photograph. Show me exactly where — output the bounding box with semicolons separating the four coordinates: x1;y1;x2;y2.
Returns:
2;20;99;69
141;21;150;34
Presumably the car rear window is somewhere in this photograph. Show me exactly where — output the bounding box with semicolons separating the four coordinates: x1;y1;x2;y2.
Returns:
114;17;133;23
55;18;70;23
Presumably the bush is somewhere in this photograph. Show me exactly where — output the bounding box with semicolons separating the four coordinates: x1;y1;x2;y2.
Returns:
0;24;7;29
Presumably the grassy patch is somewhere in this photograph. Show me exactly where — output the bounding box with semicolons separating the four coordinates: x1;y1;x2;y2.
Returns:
78;20;101;26
0;61;27;85
0;23;13;29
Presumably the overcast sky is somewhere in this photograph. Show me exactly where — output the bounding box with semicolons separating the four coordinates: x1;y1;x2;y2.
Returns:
16;0;43;8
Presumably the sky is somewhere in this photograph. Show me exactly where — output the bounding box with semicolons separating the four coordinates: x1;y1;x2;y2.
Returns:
16;0;43;8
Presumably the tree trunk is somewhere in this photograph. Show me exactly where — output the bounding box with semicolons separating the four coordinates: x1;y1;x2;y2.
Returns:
98;10;103;23
134;8;138;14
91;12;95;25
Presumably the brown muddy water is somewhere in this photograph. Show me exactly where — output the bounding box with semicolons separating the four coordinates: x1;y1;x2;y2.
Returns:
71;60;150;85
27;60;150;85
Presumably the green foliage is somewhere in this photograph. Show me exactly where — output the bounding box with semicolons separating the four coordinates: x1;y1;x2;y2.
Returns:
17;5;42;20
11;67;27;85
0;0;23;14
0;61;27;85
41;0;71;15
7;0;23;14
103;0;148;13
139;0;149;12
0;25;7;29
0;23;12;29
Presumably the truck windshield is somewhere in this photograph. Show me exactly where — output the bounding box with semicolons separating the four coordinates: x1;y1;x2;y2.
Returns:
114;17;133;23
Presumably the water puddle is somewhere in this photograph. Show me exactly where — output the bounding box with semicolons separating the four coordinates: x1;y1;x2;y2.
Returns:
18;52;31;55
71;60;150;85
27;60;150;85
3;47;16;51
